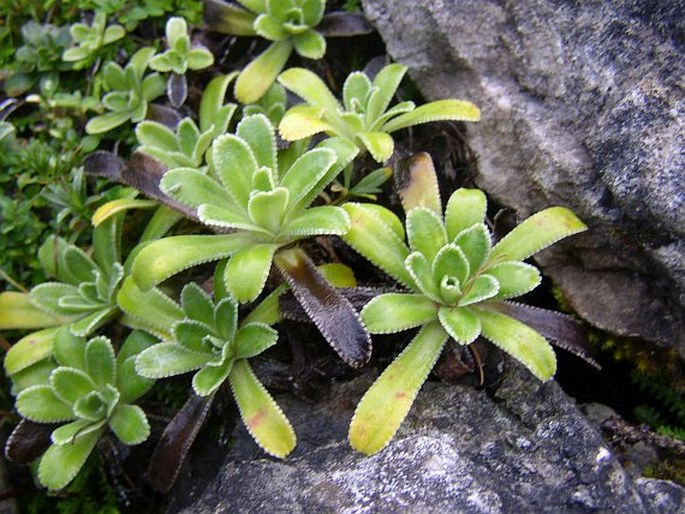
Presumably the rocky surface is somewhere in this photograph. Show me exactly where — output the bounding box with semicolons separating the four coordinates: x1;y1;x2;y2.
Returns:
168;365;685;513
360;0;685;355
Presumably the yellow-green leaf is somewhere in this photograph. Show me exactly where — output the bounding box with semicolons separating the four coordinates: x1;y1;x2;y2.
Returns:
474;307;556;381
489;207;587;263
349;321;448;455
229;359;296;458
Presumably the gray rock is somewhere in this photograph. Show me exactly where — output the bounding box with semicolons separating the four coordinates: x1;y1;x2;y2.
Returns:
360;0;685;355
168;365;684;513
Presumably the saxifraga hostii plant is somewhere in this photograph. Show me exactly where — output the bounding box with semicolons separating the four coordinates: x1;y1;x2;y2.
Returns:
0;205;180;395
5;328;156;491
135;73;237;169
204;0;328;103
86;47;166;134
148;16;215;107
61;12;125;69
130;113;372;368
278;63;481;163
118;278;296;459
341;153;588;454
203;0;373;104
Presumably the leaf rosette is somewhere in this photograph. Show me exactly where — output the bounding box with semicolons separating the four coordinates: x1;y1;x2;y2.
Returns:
278;64;481;162
12;329;155;490
120;280;296;458
132;113;357;304
341;153;588;454
204;0;328;103
86;47;166;134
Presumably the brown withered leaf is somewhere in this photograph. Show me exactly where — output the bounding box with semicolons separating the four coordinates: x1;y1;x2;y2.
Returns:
147;393;214;492
276;249;372;369
5;419;57;465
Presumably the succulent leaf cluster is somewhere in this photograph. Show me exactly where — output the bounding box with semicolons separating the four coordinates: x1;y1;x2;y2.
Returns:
86;47;166;134
132;114;357;303
62;12;125;67
342;153;588;454
278;64;481;162
118;279;296;458
13;329;155;490
28;216;125;337
205;0;327;103
149;17;214;75
136;74;237;168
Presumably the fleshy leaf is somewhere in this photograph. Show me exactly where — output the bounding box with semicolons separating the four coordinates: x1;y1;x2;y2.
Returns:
445;188;487;241
405;252;441;302
365;63;407;122
69;307;119;337
381;99;481;133
361;293;438;334
136;343;211;378
281;206;350;237
85;337;116;388
406;207;447;262
38;430;100;490
92;199;157;227
235;40;294;104
432;244;470;288
172;320;212;353
280;147;336;210
109;404;150;445
29;283;84;317
228;359;295;458
233;322;278;359
51;419;105;445
212;134;259;209
117;356;156;403
395;153;442;216
454;223;491;277
474;307;556;381
53;327;86;369
486;301;599;369
224;244;278;303
438;306;481;345
248;188;289;233
180;283;214;327
349;321;448;455
342;203;413;288
192;360;232;396
4;328;57;375
343;71;371;112
458;274;499;306
357;131;394;162
487;262;541;299
293;28;326;59
50;367;94;405
16;385;73;423
214;297;239;341
131;234;255;291
278;67;341;114
237;114;278;173
161;168;230;209
0;292;70;329
489;207;588;263
275;247;371;368
117;277;184;337
278;106;334;141
199;72;238;132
